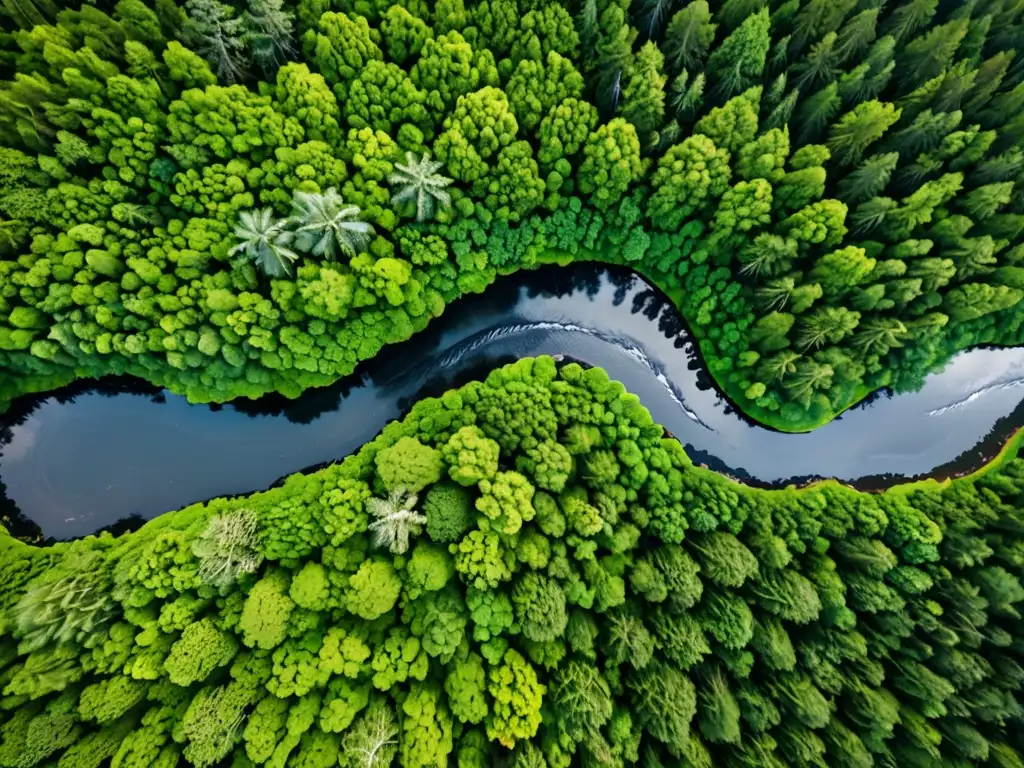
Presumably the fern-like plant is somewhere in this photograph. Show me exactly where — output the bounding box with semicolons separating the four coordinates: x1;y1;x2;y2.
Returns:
13;551;117;653
289;188;375;261
229;208;298;277
342;702;399;768
388;151;453;223
366;488;425;554
192;509;264;588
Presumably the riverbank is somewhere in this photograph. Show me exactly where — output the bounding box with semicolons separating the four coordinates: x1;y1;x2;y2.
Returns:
5;291;1024;542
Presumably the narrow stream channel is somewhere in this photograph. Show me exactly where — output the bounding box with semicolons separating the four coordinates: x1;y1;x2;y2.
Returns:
4;264;1024;540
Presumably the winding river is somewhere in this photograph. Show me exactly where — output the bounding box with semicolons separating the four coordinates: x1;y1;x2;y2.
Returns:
4;264;1024;540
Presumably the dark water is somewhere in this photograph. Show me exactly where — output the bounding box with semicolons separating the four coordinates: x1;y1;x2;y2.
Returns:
4;264;1024;540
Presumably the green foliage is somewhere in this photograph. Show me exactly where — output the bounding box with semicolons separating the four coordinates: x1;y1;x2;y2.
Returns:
6;0;1024;758
423;482;474;544
1;356;1024;766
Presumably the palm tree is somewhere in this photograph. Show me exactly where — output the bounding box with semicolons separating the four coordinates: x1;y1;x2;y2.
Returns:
850;317;909;358
756;276;797;311
757;350;802;384
366;488;426;554
739;234;798;279
229;208;298;277
289;188;375;261
388;151;453;223
784;360;834;407
112;202;158;227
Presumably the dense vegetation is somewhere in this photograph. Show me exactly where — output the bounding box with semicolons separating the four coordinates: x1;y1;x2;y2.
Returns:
3;0;1024;427
4;356;1024;767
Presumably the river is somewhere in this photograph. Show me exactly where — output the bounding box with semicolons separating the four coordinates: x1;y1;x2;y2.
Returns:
4;264;1024;539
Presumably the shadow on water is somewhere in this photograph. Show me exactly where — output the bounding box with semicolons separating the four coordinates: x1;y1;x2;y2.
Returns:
5;263;1024;541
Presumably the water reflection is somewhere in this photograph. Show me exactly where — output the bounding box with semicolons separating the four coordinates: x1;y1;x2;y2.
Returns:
4;264;1024;540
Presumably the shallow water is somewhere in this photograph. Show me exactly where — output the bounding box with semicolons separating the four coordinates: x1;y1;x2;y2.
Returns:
4;264;1024;539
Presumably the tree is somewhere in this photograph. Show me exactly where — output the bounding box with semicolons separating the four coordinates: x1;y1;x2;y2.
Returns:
577;118;645;211
388;151;452;223
243;0;295;75
2;0;58;30
795;82;841;144
789;0;856;53
229;208;298;277
963;182;1014;221
289;188;374;261
898;18;970;90
705;7;770;100
342;702;399;768
827;101;901;166
662;1;716;73
835;8;879;63
793;32;840;93
795;306;860;350
881;0;938;43
784;359;834;406
620;41;666;146
184;0;247;84
646;134;731;230
739;234;798;279
366;488;426;555
192;509;264;587
506;52;584;132
698;666;741;744
837;152;898;204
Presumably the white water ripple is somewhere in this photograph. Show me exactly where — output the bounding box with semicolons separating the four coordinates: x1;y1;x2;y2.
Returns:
929;377;1024;416
429;321;713;430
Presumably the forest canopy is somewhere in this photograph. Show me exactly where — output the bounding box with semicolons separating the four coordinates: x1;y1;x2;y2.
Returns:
3;356;1024;767
1;0;1024;429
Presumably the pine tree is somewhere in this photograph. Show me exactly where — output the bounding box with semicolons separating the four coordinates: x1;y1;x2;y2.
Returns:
620;41;667;146
704;7;770;100
789;0;857;55
932;60;978;114
661;0;716;73
827;100;901;166
635;0;677;40
792;31;840;92
967;52;1014;121
668;69;705;120
795;82;840;145
2;0;58;30
884;109;963;158
185;0;247;84
880;0;938;44
716;0;766;31
898;18;970;90
763;87;800;131
960;13;992;64
837;152;899;203
834;8;879;63
243;0;295;76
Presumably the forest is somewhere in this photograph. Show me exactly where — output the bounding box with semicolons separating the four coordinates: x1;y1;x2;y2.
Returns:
4;355;1024;766
2;0;1024;427
6;0;1024;766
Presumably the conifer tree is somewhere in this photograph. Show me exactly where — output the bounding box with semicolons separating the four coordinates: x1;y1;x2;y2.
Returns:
661;0;716;74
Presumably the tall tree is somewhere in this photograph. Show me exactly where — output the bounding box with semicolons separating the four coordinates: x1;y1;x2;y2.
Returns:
620;41;667;146
827;101;901;166
898;18;970;90
704;7;771;100
289;188;375;261
185;0;247;84
229;208;298;277
243;0;295;76
1;0;58;30
880;0;938;44
388;151;453;223
661;0;716;73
